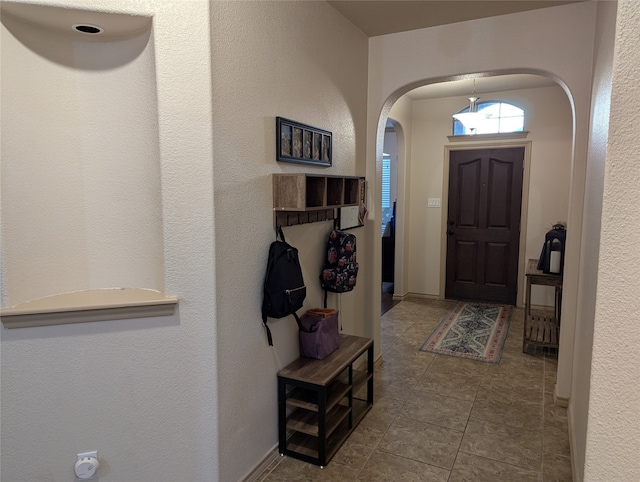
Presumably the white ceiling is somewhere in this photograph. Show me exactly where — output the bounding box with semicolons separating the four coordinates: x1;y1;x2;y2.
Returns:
327;0;571;100
327;0;585;37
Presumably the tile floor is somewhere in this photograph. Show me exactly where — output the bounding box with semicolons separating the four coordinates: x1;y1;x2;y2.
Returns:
258;297;572;481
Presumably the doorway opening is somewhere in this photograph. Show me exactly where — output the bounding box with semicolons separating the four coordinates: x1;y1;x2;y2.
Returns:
381;120;399;314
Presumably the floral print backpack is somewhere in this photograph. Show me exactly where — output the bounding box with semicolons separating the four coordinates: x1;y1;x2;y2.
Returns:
320;230;359;306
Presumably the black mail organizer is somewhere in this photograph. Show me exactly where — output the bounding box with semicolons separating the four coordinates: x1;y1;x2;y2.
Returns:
277;334;373;467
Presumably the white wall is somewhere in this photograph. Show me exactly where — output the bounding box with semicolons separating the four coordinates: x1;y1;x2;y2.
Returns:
570;2;616;479
388;96;413;298
585;0;640;479
1;1;218;480
368;0;597;405
404;86;572;305
209;2;368;480
1;8;163;305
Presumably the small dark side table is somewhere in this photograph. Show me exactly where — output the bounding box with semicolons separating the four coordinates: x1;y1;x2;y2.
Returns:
523;259;563;353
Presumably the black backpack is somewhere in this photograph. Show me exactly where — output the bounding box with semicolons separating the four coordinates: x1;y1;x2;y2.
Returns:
262;227;306;345
320;230;358;306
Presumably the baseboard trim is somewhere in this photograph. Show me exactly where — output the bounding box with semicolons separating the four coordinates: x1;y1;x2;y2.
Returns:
240;444;280;482
554;385;569;407
374;353;383;368
402;292;441;300
567;404;579;482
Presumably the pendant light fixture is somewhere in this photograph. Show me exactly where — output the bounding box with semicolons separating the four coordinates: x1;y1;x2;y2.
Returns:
452;79;491;134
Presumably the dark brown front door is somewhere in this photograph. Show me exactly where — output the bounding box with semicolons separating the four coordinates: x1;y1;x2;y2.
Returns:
445;147;524;305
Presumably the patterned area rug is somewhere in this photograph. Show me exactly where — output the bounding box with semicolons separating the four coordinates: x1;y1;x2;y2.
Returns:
420;301;513;363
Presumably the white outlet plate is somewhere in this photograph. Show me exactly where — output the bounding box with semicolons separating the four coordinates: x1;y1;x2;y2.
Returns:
77;451;98;461
428;198;441;208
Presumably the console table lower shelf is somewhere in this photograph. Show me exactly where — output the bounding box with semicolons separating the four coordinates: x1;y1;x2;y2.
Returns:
277;334;374;467
523;258;563;354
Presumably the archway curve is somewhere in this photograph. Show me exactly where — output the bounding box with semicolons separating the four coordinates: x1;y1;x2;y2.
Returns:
376;69;575;151
369;68;579;401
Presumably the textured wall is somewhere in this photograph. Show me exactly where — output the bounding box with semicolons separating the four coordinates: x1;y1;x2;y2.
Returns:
1;0;218;480
585;0;640;479
0;10;163;305
388;96;414;298
209;2;368;480
571;2;616;479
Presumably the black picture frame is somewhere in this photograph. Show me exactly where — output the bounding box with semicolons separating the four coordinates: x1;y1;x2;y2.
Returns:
276;117;332;167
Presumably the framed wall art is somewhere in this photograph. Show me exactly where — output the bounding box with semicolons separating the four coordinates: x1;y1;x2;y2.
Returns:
276;117;332;167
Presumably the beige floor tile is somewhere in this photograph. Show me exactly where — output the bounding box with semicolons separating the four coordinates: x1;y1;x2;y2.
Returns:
380;330;402;351
357;449;450;481
481;368;544;403
416;368;482;401
426;354;490;378
261;455;358;481
398;323;440;344
376;357;429;379
359;395;404;431
544;399;568;430
449;452;542;482
543;453;572;482
378;416;463;469
401;390;473;432
380;341;435;372
471;389;543;430
381;321;411;338
479;375;544;402
366;381;409;403
543;423;570;458
460;418;543;470
370;367;420;402
332;423;387;470
493;350;545;372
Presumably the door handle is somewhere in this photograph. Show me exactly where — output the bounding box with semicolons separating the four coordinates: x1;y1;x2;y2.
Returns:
448;220;455;225
448;230;454;235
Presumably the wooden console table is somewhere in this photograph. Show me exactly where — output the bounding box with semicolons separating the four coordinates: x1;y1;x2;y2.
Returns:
523;259;563;353
277;334;373;467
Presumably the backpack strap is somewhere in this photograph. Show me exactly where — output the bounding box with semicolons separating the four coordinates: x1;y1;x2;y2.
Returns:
277;226;286;242
262;309;273;346
263;309;304;346
293;312;303;331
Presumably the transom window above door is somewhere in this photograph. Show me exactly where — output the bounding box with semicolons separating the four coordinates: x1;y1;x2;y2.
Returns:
452;101;524;136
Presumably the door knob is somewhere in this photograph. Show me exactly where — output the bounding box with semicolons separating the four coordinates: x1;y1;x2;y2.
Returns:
448;230;454;235
448;220;455;225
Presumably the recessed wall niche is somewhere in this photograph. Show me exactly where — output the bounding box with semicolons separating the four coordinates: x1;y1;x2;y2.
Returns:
0;4;176;326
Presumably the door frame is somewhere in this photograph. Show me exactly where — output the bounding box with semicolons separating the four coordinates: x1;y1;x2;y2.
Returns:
439;140;532;307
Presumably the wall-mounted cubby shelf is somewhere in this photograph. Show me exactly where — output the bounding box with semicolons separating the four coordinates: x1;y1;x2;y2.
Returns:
272;174;364;228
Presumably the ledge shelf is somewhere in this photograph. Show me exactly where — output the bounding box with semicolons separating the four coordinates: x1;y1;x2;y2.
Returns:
0;288;178;329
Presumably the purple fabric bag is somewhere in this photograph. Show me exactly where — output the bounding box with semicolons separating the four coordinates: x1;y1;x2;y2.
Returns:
299;310;339;360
